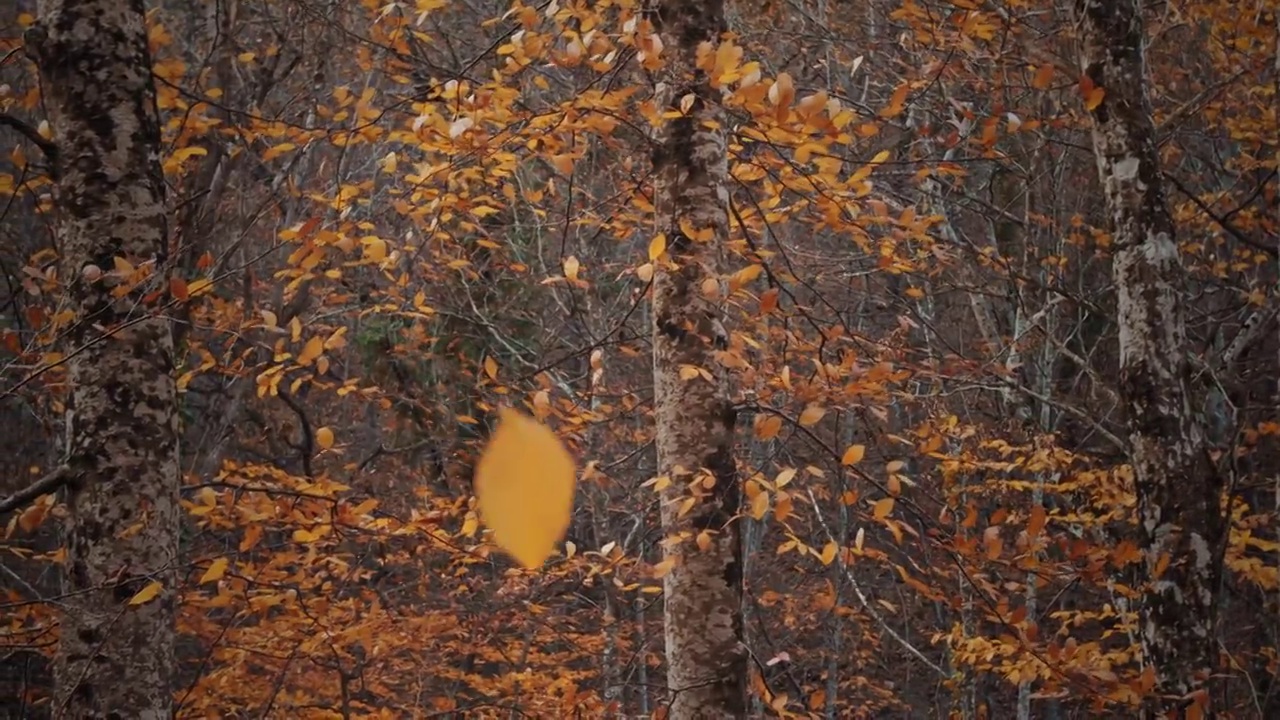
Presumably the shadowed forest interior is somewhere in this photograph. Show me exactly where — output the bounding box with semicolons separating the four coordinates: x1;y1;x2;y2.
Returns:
1;0;1278;717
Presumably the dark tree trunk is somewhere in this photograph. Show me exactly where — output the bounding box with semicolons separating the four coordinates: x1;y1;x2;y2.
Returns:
28;0;181;715
1073;1;1225;716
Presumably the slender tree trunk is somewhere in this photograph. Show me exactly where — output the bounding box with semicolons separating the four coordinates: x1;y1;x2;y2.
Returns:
28;0;181;716
648;1;747;717
1073;1;1224;715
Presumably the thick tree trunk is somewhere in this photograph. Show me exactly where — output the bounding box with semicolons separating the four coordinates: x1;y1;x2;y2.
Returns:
28;0;181;716
1073;1;1224;716
648;1;747;717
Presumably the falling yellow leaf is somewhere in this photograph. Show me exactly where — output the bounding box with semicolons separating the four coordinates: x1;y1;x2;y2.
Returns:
872;497;895;521
129;580;163;606
841;444;866;465
475;408;577;569
652;557;677;578
315;426;335;450
298;336;324;366
200;558;229;584
484;355;499;380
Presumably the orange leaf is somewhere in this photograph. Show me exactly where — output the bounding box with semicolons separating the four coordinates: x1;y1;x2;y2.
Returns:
315;426;335;450
169;277;189;301
841;444;866;465
1032;64;1054;90
298;336;324;366
872;497;894;521
798;404;826;427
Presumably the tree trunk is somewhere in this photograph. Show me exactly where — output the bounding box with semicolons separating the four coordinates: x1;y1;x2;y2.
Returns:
648;1;747;717
28;0;181;716
1073;1;1224;715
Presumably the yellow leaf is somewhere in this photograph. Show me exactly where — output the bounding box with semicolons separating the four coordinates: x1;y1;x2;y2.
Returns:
563;255;580;281
798;404;826;427
129;581;163;606
315;426;335;450
648;234;667;262
170;146;208;164
484;355;499;380
362;236;388;262
873;497;895;520
775;468;796;489
532;390;552;419
298;336;324;366
261;143;296;162
461;512;479;538
729;264;763;292
324;327;347;350
187;278;214;297
475;408;577;568
652;558;677;578
750;490;770;520
819;541;838;566
636;263;655;283
200;558;229;584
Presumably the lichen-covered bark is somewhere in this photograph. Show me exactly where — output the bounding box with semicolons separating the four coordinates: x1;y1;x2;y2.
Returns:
28;1;181;716
648;1;747;717
1073;1;1224;715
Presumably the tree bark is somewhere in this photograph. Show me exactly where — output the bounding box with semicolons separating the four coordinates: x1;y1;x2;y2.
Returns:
648;1;747;717
1073;1;1224;716
28;0;181;716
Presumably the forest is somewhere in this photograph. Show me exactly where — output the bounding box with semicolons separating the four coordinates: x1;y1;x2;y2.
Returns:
0;0;1277;718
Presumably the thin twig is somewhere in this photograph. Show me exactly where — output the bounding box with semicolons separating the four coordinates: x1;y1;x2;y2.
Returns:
804;487;949;678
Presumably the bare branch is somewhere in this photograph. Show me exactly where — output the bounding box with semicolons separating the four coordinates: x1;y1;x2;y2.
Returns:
0;113;58;166
0;465;71;516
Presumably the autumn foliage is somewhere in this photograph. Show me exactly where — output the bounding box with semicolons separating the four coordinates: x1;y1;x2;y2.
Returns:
1;0;1277;717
